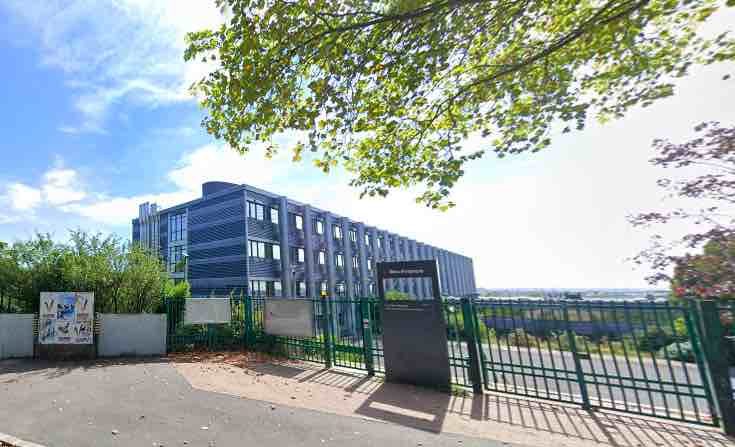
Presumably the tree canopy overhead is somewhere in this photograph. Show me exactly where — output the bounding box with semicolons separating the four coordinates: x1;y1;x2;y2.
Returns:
185;0;734;209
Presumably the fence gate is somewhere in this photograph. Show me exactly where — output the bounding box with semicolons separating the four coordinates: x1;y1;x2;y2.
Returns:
471;300;718;426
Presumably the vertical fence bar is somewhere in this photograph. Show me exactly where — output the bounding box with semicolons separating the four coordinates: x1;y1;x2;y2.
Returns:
461;297;483;394
321;297;333;368
360;297;375;376
563;304;592;409
697;300;735;435
243;295;253;349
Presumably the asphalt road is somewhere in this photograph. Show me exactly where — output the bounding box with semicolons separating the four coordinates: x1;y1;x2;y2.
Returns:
0;358;504;447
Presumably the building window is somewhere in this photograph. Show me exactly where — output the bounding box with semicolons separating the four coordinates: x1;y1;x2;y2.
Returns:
377;237;382;249
369;282;375;296
250;280;282;297
294;281;306;297
270;207;279;224
352;256;359;269
315;219;324;235
318;250;326;265
333;225;342;240
335;253;344;269
335;282;346;297
169;245;186;273
249;240;265;258
248;240;280;260
294;247;305;264
349;229;357;243
367;258;372;271
169;213;186;242
293;214;303;231
364;234;370;246
355;282;362;296
320;281;328;297
248;201;266;221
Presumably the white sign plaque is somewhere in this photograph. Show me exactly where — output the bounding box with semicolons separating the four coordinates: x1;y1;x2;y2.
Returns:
264;299;315;338
185;298;232;324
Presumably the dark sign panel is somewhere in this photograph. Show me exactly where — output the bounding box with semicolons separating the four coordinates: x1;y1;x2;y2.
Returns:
377;260;451;390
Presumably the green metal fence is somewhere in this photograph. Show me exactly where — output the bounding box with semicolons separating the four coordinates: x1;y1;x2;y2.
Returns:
165;296;735;433
165;297;247;351
471;299;717;426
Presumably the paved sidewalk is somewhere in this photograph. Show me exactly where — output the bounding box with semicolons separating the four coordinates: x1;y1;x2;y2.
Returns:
0;358;497;447
171;352;733;447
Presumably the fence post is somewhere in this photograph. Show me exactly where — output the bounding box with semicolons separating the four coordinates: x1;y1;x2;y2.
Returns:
360;297;375;376
697;300;735;436
243;295;253;349
563;304;592;410
461;297;484;394
321;297;333;368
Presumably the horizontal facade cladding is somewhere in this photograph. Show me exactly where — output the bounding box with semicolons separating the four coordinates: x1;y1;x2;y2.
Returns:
189;244;244;261
189;260;246;279
189;221;245;244
134;181;476;298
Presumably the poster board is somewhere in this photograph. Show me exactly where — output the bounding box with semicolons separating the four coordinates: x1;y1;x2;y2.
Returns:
184;298;231;324
264;299;314;338
38;292;94;345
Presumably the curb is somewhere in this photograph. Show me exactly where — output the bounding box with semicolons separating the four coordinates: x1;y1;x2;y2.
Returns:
0;432;47;447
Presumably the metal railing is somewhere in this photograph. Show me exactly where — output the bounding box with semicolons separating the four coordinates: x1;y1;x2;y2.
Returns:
164;296;735;433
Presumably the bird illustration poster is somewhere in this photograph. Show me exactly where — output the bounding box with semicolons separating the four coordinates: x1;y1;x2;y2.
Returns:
38;292;94;345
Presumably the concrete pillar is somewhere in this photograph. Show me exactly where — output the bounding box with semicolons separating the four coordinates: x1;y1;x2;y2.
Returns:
341;218;354;298
417;243;430;298
458;256;467;296
242;191;251;295
400;237;410;295
449;253;460;297
278;197;292;297
356;223;368;297
324;213;336;298
439;250;453;295
469;258;477;293
408;239;420;298
303;205;315;298
369;228;380;296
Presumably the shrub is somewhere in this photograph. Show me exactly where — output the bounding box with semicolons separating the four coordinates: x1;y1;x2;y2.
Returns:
659;341;695;362
636;329;674;352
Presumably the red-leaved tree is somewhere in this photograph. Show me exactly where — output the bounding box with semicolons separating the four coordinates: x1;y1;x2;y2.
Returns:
630;122;735;300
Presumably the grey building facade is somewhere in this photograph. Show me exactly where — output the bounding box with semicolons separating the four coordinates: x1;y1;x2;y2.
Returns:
132;181;477;298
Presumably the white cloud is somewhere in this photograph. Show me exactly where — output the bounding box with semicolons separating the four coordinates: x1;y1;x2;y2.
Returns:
6;183;42;211
58;140;299;226
42;168;86;205
1;0;223;133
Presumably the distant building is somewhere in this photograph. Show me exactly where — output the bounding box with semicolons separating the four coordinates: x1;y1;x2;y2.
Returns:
132;181;476;298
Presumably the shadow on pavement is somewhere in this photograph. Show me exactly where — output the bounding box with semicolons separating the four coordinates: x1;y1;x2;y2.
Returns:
354;383;449;433
249;360;733;446
0;357;169;380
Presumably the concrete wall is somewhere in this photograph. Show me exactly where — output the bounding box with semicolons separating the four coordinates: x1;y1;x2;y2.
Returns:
98;314;167;357
0;314;34;359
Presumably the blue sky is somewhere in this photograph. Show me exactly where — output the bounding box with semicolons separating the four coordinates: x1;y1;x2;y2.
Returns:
0;1;733;289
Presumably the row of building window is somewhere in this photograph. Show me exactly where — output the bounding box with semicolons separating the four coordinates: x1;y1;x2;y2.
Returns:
171;204;417;257
246;239;374;272
245;202;415;255
248;240;281;260
247;201;279;224
247;279;376;298
291;280;375;298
